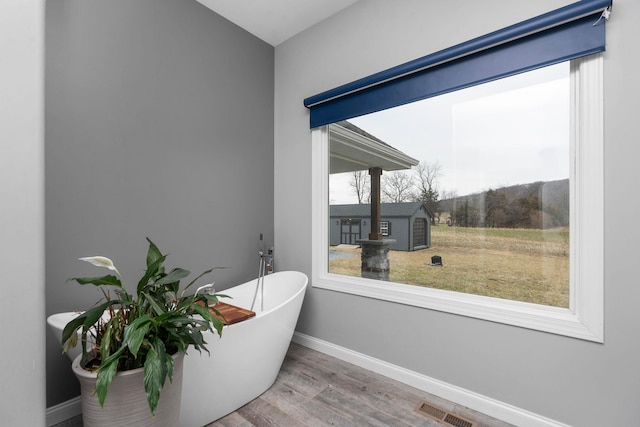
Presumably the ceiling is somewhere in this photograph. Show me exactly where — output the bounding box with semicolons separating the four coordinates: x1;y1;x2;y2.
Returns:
195;0;359;46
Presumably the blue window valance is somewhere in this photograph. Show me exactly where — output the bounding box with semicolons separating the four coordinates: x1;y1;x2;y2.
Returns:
304;0;612;129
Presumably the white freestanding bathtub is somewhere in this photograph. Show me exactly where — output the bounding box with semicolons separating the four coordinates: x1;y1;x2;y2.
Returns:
179;270;307;426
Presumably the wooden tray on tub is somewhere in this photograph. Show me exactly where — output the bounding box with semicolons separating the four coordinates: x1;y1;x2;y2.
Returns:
197;301;256;325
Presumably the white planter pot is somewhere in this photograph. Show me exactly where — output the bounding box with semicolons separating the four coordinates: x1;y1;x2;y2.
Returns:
72;352;184;427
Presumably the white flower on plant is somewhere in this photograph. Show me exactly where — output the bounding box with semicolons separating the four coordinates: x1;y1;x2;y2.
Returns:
79;256;122;278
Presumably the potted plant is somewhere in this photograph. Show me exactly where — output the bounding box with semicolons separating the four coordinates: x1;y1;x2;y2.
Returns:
62;237;226;426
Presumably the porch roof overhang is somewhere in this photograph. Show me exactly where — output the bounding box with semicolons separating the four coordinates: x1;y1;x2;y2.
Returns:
329;121;419;174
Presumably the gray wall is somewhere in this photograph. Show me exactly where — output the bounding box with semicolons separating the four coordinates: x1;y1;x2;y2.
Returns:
274;1;640;426
45;0;273;407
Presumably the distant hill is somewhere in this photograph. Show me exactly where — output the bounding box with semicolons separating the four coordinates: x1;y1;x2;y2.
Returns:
439;179;569;229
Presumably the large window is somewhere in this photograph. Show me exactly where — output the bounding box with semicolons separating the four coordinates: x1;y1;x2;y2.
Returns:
312;55;603;341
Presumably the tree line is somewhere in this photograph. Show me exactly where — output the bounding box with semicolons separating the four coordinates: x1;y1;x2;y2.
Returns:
350;163;569;229
447;181;569;229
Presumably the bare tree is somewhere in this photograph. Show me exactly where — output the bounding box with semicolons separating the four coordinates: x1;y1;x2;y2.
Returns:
382;170;415;203
414;161;442;196
414;161;443;223
350;170;370;204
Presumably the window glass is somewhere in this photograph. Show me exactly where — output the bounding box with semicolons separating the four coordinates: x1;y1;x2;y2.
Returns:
328;62;570;308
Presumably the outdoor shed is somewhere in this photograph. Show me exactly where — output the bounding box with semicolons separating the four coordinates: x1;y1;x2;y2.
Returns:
330;202;433;251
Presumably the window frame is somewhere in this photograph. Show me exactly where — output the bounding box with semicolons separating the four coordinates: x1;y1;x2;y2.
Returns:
311;54;603;342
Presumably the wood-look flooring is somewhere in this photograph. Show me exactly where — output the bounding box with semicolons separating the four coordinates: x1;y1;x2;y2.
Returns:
207;342;514;427
55;342;514;427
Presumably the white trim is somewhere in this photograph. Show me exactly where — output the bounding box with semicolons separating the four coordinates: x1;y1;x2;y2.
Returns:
46;396;82;427
312;55;604;342
312;125;331;279
570;54;604;341
293;332;572;427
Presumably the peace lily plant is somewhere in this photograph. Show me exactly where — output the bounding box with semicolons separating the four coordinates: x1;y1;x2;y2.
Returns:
62;238;226;415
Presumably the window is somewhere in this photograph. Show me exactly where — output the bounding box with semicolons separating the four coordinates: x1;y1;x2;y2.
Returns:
311;54;603;341
309;1;608;341
380;221;390;236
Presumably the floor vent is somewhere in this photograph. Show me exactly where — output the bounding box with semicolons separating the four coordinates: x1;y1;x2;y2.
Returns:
416;401;477;427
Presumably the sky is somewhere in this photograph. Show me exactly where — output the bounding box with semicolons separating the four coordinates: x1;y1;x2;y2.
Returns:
329;62;570;204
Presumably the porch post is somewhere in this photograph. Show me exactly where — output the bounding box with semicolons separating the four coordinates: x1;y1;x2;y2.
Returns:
369;167;383;240
359;166;393;280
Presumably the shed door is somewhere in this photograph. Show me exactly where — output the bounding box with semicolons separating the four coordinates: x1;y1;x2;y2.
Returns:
340;219;361;244
413;218;426;248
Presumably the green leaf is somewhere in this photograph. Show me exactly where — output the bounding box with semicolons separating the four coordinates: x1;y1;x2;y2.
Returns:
124;315;152;358
209;317;225;337
68;275;122;288
101;320;114;357
143;338;168;416
164;315;193;326
136;254;167;295
165;351;175;383
61;301;119;351
154;267;190;286
142;292;168;316
191;303;225;336
204;293;232;306
145;237;163;270
62;317;87;351
96;357;119;407
190;302;214;321
183;327;208;354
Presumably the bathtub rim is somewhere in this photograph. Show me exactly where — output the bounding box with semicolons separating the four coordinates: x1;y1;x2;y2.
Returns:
219;270;308;320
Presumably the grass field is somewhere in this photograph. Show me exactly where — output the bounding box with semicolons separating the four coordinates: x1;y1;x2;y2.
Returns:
329;225;570;308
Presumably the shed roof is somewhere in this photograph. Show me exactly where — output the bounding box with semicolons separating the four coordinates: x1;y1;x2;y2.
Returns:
330;202;433;218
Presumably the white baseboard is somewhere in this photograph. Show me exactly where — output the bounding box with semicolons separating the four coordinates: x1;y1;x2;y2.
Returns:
46;396;81;427
292;332;570;427
48;335;568;427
